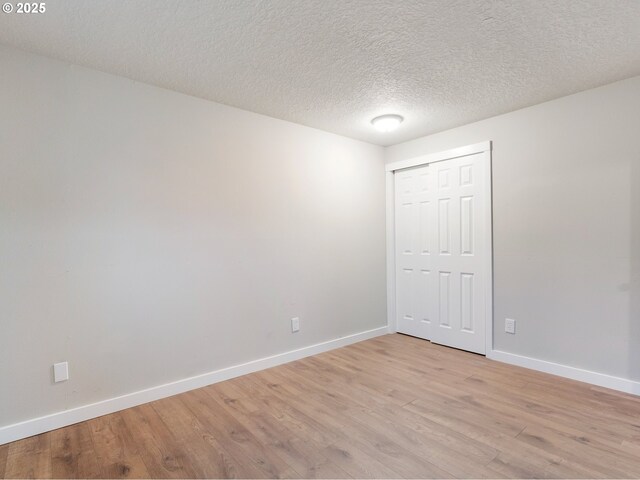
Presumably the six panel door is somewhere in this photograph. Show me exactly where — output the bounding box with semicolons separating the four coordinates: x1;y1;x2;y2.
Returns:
394;152;487;354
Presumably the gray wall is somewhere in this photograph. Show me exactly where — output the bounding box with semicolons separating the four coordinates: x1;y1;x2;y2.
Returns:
0;46;386;427
386;76;640;382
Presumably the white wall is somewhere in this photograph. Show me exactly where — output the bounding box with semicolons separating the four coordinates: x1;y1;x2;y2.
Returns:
387;76;640;383
0;45;386;429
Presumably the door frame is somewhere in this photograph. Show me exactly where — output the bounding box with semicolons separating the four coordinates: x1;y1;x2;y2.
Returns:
385;141;494;354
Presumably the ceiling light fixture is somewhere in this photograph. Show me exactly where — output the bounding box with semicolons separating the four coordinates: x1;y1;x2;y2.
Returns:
371;114;404;132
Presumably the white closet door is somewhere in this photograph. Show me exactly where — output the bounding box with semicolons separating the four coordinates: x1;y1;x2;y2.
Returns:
394;152;487;354
394;164;435;340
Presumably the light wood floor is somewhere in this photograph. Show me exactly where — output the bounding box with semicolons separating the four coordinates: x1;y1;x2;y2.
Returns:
2;334;640;479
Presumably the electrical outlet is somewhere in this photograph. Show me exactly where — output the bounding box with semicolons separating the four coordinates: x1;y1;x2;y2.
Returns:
291;317;300;333
53;362;69;383
505;318;516;334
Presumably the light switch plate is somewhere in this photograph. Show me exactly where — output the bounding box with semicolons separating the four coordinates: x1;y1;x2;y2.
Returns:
53;362;69;383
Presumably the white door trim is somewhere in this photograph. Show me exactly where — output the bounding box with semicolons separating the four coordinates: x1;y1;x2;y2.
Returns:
385;141;491;173
386;141;493;354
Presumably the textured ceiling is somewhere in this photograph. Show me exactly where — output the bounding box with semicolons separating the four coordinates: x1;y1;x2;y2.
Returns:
1;1;640;146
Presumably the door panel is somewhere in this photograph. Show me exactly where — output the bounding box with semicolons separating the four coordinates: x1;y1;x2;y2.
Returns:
394;152;487;354
394;167;434;340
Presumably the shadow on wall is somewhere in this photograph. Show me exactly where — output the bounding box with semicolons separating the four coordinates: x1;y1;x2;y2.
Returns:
630;156;640;383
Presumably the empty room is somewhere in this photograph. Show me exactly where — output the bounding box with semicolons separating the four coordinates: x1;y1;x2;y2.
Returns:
1;1;639;478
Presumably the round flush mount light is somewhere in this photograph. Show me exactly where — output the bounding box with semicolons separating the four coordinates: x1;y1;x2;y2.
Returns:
371;114;404;132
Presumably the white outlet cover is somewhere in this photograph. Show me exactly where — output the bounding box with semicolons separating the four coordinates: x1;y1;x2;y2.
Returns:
53;361;69;382
505;318;516;334
291;317;300;333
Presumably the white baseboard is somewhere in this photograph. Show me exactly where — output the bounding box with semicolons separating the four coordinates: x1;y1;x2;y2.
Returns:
488;349;640;396
0;326;388;446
